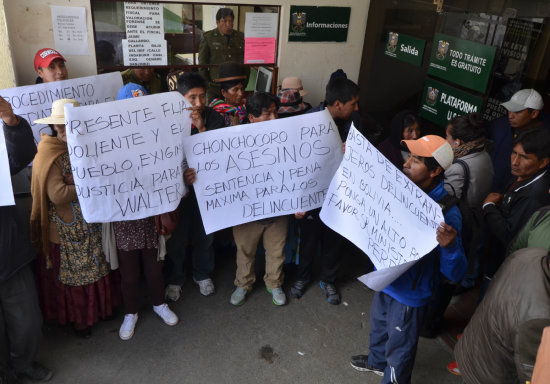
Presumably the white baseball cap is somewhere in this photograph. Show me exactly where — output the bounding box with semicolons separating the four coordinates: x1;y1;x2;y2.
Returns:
501;88;544;112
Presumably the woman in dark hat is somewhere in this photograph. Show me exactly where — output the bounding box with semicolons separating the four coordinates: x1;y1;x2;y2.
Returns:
209;62;247;126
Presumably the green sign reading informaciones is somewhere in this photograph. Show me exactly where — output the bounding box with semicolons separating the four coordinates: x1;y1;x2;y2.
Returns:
428;33;496;93
419;78;484;127
385;32;425;67
288;6;350;42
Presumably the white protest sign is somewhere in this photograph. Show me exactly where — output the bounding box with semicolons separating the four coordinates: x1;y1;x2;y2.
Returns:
64;91;192;222
0;72;123;144
0;132;15;206
319;125;443;291
182;109;343;234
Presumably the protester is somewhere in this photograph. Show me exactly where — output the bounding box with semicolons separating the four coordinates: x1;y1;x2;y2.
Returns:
350;135;467;384
482;128;550;287
229;92;288;306
277;77;311;118
0;98;52;382
486;88;549;192
30;99;115;338
209;62;247;126
290;77;361;305
277;89;311;119
445;113;493;207
198;7;245;101
113;83;179;340
377;110;420;171
164;72;225;301
34;48;67;84
121;67;163;94
455;247;550;384
444;113;493;291
508;200;550;253
532;326;550;384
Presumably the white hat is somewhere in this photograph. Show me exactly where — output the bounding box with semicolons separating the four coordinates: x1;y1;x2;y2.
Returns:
501;89;544;112
34;98;79;125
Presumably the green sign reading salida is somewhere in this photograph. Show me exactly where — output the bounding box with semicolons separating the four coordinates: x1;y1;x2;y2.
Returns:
385;32;425;67
419;78;484;127
428;33;496;93
288;6;350;42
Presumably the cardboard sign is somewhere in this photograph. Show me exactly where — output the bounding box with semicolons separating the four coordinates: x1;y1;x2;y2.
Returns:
182;109;343;234
64;92;191;222
320;125;443;291
0;72;122;144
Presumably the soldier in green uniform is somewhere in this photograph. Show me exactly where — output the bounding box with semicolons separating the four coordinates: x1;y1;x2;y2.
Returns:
198;8;246;101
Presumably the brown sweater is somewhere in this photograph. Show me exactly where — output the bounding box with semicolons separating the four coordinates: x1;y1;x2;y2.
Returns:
46;156;77;244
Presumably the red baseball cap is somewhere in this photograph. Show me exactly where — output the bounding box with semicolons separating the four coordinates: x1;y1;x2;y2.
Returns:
34;48;66;71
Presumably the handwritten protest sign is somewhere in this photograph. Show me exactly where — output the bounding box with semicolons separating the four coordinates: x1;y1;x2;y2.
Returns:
0;132;15;206
182;109;343;234
319;125;443;291
64;91;191;222
0;72;122;144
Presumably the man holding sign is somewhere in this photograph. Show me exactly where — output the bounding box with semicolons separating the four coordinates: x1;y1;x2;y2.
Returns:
230;92;289;307
165;72;226;301
350;136;466;384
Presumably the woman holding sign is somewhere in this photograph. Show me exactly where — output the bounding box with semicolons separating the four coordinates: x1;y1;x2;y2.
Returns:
30;98;116;338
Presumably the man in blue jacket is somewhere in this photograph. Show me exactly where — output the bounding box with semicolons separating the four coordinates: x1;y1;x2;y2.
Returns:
350;135;467;384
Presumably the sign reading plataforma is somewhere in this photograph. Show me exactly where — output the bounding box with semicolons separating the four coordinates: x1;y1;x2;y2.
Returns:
182;109;343;234
1;72;123;144
319;125;443;291
64;92;191;222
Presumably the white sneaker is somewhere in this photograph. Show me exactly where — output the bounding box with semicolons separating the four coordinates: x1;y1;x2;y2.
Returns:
153;303;179;326
193;277;215;296
119;313;138;340
266;286;287;306
165;284;182;302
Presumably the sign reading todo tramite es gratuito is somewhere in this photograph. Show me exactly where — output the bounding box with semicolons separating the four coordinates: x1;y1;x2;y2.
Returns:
428;33;496;93
320;125;442;291
64;92;191;222
182;109;343;234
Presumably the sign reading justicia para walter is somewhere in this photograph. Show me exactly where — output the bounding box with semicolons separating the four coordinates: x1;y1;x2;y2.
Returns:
419;78;483;127
384;32;425;67
288;6;350;42
428;33;496;93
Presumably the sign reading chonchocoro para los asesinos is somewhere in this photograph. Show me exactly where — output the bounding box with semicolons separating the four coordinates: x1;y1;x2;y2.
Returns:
384;32;426;67
428;33;496;93
419;78;484;127
288;6;350;42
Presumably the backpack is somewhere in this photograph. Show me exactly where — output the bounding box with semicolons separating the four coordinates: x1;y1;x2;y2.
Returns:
442;159;483;274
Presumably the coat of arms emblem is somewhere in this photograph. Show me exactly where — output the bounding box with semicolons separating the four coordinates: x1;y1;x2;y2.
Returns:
387;32;399;52
427;87;439;106
292;12;306;32
436;40;449;60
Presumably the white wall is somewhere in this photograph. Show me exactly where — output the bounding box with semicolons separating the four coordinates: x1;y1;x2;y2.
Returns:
4;0;97;86
3;0;370;104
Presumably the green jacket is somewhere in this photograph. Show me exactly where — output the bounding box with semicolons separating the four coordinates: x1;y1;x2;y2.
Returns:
509;205;550;254
198;28;245;84
121;69;163;95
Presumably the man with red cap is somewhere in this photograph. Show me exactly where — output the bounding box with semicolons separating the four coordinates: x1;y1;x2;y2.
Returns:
34;48;68;83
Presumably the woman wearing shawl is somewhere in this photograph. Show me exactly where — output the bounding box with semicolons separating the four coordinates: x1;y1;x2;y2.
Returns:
208;62;247;126
30;99;116;338
377;110;420;171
